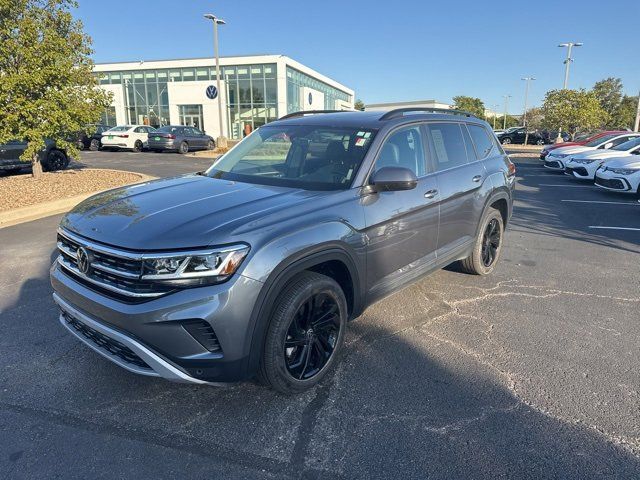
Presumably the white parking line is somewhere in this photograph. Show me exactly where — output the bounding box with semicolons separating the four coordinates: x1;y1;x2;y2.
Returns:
538;184;593;187
588;226;640;231
562;200;640;206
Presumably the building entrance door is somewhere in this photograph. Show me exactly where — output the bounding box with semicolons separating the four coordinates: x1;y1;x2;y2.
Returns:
178;105;204;131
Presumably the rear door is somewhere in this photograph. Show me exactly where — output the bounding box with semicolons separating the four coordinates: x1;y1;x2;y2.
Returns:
426;122;486;260
363;124;440;299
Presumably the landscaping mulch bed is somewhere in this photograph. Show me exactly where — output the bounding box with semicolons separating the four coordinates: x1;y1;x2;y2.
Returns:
0;168;144;212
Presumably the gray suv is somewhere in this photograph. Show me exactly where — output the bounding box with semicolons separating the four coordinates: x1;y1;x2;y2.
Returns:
50;109;515;394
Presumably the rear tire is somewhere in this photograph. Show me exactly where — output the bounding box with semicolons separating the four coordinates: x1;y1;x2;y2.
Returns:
132;140;143;153
178;141;189;154
207;140;215;150
459;208;504;275
257;272;347;395
89;139;100;151
42;150;69;172
501;137;512;145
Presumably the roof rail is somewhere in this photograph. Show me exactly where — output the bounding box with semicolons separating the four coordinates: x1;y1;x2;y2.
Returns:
277;110;349;120
379;107;476;121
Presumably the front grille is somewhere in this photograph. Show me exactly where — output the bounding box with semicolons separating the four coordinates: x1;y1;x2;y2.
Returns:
545;160;562;169
566;166;588;177
182;320;222;353
595;177;626;190
63;311;151;370
57;229;173;300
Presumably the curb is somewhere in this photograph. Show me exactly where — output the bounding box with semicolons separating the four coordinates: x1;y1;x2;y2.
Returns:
0;170;155;229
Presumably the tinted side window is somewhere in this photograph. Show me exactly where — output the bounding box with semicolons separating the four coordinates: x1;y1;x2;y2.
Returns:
134;127;144;133
468;124;494;159
375;126;426;177
610;136;633;147
427;123;469;171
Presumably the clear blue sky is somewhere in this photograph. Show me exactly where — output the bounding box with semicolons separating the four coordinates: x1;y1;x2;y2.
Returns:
76;0;639;114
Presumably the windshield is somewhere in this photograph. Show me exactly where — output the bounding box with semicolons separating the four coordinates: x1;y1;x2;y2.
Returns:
585;134;617;147
205;125;377;190
612;137;640;151
107;126;131;132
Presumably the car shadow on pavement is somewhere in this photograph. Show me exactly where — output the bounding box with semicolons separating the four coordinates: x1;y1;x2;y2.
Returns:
1;267;639;479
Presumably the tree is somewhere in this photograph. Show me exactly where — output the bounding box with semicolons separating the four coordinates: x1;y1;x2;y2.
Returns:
452;95;485;118
541;89;606;140
592;77;624;128
616;95;639;130
524;107;544;131
0;0;111;178
493;114;520;129
354;99;365;111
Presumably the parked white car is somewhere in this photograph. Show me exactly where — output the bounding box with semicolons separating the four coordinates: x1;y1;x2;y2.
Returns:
101;125;156;152
543;132;640;171
565;137;640;180
594;157;640;195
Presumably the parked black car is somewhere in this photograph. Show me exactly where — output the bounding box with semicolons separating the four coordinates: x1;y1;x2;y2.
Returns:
496;127;545;145
77;124;112;151
0;139;69;173
147;125;215;154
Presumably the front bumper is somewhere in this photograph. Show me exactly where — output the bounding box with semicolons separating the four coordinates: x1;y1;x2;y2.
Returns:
564;164;595;179
594;170;634;192
50;260;264;383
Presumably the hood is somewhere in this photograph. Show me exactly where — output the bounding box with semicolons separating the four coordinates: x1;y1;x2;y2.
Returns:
61;175;330;250
573;149;631;160
603;157;640;169
550;145;596;156
544;141;579;152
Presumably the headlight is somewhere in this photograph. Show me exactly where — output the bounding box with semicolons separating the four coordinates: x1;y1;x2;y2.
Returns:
141;244;249;285
551;153;568;158
607;167;639;176
572;158;596;164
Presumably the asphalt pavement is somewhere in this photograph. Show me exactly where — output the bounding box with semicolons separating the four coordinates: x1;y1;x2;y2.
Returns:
0;150;639;479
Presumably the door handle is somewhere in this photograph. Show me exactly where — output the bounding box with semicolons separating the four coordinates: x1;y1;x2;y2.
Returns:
424;189;438;199
472;175;482;183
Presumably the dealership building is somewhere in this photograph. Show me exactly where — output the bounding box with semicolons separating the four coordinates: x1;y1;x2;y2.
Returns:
94;55;354;140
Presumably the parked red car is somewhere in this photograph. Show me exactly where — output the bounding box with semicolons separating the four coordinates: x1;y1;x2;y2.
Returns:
539;131;629;160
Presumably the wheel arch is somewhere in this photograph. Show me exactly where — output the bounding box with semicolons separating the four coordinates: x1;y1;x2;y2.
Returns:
244;244;364;377
476;188;512;237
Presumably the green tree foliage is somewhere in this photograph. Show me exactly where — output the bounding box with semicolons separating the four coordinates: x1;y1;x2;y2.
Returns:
452;95;485;118
493;114;520;129
524;107;544;131
616;95;639;130
0;0;111;177
592;77;624;128
541;89;606;140
354;99;365;111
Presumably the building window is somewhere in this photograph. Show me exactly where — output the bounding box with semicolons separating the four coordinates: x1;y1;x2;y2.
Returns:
178;105;204;130
101;106;117;126
285;66;350;113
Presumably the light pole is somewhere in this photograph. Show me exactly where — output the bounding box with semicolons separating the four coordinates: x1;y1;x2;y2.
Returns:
521;77;535;145
492;104;499;130
634;90;640;132
204;13;227;148
557;42;582;142
558;42;582;89
502;95;512;130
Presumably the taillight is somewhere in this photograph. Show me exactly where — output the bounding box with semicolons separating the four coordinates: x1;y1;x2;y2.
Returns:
507;162;516;177
167;134;176;139
118;134;129;138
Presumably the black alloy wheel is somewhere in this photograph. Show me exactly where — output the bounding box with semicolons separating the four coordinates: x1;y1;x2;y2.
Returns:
284;292;340;380
481;218;501;267
43;150;68;171
207;140;215;150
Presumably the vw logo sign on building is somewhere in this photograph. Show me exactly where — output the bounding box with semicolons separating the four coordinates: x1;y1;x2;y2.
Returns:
308;92;313;105
206;85;218;100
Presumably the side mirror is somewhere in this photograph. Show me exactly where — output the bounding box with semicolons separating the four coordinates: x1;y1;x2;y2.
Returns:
603;142;613;149
370;166;418;192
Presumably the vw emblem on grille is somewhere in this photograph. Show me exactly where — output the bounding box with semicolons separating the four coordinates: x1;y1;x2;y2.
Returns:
76;247;90;275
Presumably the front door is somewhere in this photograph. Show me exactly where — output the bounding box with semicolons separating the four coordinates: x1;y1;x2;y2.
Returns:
363;124;440;300
425;122;486;260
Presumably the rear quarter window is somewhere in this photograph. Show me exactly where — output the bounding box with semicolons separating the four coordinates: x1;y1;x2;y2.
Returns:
468;124;495;159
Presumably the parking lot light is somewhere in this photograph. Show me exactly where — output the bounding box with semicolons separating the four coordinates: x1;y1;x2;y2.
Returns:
558;42;582;90
204;13;227;148
521;77;535;145
502;95;512;130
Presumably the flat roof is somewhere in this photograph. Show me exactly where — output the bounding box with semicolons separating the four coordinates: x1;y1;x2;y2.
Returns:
366;100;449;108
94;54;354;96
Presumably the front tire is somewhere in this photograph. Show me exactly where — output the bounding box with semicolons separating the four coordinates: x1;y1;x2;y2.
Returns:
501;137;512;145
207;140;215;150
459;208;504;275
258;272;347;395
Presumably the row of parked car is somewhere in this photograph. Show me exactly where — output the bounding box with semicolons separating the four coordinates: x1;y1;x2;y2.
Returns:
0;124;217;175
79;124;216;154
541;130;640;195
493;127;570;145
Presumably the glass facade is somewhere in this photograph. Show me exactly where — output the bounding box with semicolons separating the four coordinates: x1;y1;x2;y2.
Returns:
96;60;352;139
178;105;204;130
286;66;352;113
